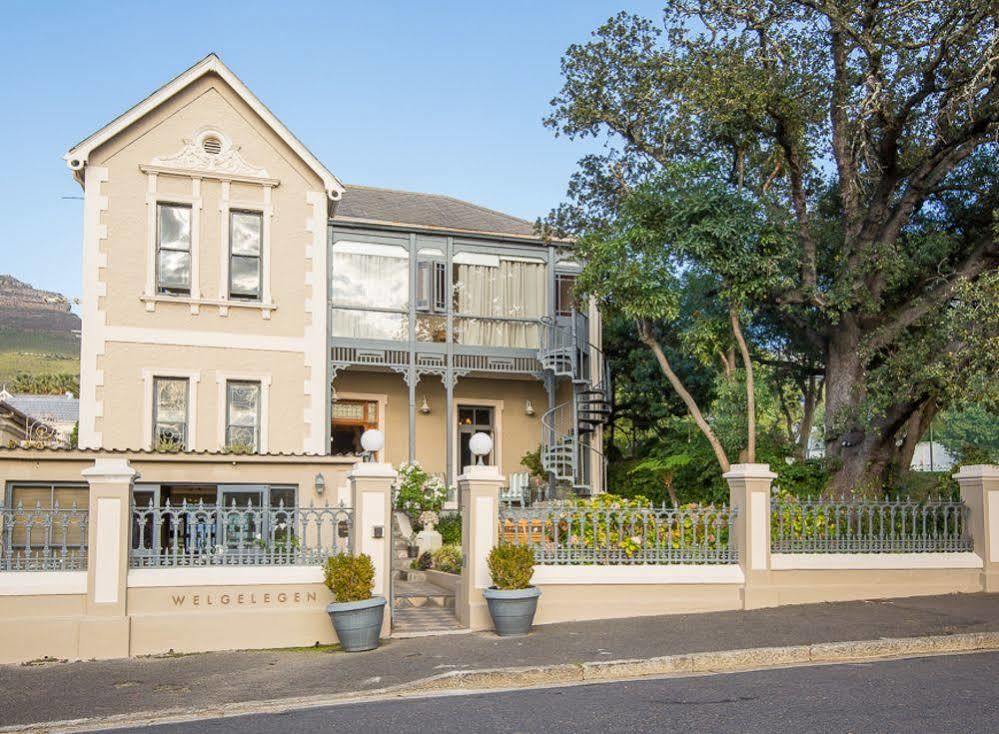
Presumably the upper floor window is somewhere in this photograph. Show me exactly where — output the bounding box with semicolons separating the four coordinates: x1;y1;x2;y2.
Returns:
156;204;192;295
226;381;261;453
229;211;263;300
416;259;447;313
331;241;409;340
555;273;579;317
153;377;189;450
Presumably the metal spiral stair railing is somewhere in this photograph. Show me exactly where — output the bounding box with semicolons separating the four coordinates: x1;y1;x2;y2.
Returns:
538;317;612;493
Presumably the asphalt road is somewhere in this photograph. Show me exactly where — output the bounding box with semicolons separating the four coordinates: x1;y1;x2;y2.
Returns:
106;651;999;734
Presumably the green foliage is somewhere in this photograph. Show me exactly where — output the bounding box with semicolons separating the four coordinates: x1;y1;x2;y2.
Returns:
323;553;374;603
889;471;959;502
393;462;448;518
436;512;461;545
773;460;829;499
3;372;79;396
154;436;183;453
68;421;78;449
223;441;255;455
934;405;999;464
487;544;535;590
431;544;462;575
520;446;547;483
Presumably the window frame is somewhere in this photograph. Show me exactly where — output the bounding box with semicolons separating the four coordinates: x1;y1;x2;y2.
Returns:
152;376;190;450
155;202;193;296
555;272;578;317
228;209;264;301
225;380;262;453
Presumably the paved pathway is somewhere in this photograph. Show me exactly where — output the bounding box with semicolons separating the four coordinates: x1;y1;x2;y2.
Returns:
2;593;998;728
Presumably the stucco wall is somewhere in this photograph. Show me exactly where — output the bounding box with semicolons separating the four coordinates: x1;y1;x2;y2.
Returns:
78;72;327;453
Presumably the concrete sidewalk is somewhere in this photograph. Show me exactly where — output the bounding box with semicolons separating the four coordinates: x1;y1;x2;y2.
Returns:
3;593;999;729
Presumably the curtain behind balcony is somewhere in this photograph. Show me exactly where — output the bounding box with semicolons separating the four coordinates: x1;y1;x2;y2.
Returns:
331;243;409;340
456;259;545;348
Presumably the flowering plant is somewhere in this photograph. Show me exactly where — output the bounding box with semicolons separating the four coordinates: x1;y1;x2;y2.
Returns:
419;510;439;529
393;462;449;518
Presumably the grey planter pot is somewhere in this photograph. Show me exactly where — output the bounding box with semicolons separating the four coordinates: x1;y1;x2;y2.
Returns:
483;586;541;636
326;596;386;652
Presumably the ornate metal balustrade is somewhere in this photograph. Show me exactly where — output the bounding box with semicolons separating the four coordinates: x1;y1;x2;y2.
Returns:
770;496;973;553
499;502;738;565
130;501;353;567
1;503;88;571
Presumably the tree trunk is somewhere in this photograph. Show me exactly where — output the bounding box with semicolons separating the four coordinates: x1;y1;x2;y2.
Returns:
798;375;821;459
824;315;874;495
898;398;939;470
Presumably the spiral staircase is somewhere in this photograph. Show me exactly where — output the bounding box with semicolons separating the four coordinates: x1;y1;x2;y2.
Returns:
538;316;611;495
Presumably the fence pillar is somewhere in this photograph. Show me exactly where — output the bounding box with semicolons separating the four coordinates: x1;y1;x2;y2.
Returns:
457;465;505;630
724;463;777;610
80;458;137;659
348;461;396;637
954;465;999;592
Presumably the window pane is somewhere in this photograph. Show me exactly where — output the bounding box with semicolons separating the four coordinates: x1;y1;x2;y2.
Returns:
230;212;261;256
454;258;546;319
230;255;261;297
331;241;408;309
158;205;191;251
270;487;296;508
155;379;188;423
227;383;260;427
454;317;539;349
158;250;191;290
331;308;407;340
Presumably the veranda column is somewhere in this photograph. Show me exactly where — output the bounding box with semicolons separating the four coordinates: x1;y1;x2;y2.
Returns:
349;461;396;637
723;463;778;610
80;458;137;659
457;465;504;630
953;465;999;592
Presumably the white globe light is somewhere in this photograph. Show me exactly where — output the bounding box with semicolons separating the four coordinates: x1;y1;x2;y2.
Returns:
360;429;385;453
469;432;493;464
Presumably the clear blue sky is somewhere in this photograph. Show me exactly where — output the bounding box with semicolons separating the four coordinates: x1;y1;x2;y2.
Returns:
0;1;662;303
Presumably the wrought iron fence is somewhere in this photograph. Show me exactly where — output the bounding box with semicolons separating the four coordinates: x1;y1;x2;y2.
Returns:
130;500;353;567
770;495;973;553
499;502;738;565
1;502;88;571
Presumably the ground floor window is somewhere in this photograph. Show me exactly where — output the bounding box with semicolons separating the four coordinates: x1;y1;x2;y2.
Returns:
458;405;494;469
331;399;379;456
3;483;88;563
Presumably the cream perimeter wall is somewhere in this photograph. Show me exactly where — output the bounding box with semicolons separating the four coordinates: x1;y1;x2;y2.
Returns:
78;72;328;453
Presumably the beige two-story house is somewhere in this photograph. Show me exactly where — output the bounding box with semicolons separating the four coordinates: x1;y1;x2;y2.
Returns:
7;54;606;516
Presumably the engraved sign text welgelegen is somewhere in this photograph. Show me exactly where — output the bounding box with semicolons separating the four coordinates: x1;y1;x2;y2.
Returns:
170;590;319;607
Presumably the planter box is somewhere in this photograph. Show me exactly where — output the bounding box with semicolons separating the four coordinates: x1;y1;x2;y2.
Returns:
424;569;460;593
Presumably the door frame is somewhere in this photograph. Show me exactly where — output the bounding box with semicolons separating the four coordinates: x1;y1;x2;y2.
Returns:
451;398;504;480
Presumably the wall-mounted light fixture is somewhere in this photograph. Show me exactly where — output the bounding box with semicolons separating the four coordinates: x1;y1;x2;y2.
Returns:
314;472;326;495
525;399;535;416
419;396;431;414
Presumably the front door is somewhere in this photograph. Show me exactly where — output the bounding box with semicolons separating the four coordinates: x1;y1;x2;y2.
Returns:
458;405;494;471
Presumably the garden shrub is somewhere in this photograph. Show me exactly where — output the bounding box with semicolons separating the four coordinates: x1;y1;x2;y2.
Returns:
437;512;461;545
394;462;448;518
431;544;462;574
324;553;374;602
487;544;534;589
413;550;433;571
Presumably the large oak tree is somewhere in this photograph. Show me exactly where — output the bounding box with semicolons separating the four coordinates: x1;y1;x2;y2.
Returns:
546;1;998;493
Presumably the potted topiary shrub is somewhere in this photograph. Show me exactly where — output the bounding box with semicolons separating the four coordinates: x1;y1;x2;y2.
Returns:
483;544;539;636
323;553;385;652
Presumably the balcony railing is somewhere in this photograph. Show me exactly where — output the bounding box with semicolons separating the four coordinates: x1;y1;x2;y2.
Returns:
130;500;353;567
1;503;88;571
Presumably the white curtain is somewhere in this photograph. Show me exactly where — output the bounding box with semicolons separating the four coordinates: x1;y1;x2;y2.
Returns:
456;260;545;348
331;244;409;339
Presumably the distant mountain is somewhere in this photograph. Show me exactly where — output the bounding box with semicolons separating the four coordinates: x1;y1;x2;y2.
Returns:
0;275;80;384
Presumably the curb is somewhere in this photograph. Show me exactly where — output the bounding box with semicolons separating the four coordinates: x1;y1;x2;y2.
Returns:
5;631;999;733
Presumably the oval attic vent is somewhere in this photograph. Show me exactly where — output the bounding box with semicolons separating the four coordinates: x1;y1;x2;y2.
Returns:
202;137;222;155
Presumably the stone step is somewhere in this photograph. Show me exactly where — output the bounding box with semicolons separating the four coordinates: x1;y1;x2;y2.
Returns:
393;594;455;610
397;568;426;582
392;606;465;634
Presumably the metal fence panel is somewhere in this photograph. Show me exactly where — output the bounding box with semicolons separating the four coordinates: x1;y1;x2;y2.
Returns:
130;500;353;567
499;502;738;565
1;502;89;571
770;496;972;553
